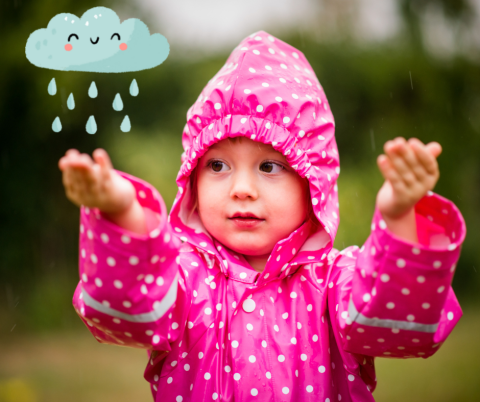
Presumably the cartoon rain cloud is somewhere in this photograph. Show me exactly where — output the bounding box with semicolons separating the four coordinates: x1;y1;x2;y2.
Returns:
26;6;169;133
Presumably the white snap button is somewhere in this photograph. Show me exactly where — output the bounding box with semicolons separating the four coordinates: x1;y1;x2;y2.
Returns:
242;299;256;313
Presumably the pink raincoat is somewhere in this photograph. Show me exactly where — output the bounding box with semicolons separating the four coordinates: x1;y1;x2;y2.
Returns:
73;32;466;401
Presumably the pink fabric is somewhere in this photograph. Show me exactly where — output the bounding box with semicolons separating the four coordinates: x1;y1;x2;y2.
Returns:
73;32;466;402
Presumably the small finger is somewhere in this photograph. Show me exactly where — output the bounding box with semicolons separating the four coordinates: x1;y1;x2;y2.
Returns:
93;148;114;178
409;139;439;175
425;141;442;158
384;145;417;187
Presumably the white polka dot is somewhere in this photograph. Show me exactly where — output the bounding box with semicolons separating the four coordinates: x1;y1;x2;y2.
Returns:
239;272;247;279
422;303;431;309
313;334;319;342
246;323;253;331
379;220;387;230
280;64;287;69
94;277;103;287
275;96;283;102
204;372;211;380
184;364;190;371
278;355;285;362
282;387;289;394
407;314;415;321
121;235;131;244
172;322;179;330
176;397;182;402
447;312;454;320
234;373;241;381
433;261;442;268
396;259;406;268
261;340;267;348
113;280;123;289
265;65;272;70
101;233;109;243
256;105;264;112
417;276;426;283
167;377;173;384
306;385;313;392
301;354;307;361
307;304;313;311
363;293;371;302
251;388;258;396
401;288;410;295
283;117;290;124
380;274;390;282
282;312;288;319
129;256;139;265
249;355;256;363
231;340;239;348
244;89;251;94
198;352;204;359
90;254;98;264
123;300;131;308
249;67;256;73
437;285;445;293
253;50;260;55
204;307;212;315
386;302;395;309
156;277;164;286
318;365;326;373
216;303;222;311
212;393;218;400
152;335;160;343
224;365;231;373
297;322;302;329
412;247;420;255
290;292;297;299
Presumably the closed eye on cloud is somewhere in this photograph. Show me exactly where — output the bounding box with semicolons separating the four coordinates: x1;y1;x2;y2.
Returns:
68;33;79;42
111;33;120;40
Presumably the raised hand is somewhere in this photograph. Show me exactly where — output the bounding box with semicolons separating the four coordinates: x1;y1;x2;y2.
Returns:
376;137;442;242
59;149;146;234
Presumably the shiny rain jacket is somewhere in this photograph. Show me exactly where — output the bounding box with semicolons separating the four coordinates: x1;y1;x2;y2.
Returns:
73;31;466;402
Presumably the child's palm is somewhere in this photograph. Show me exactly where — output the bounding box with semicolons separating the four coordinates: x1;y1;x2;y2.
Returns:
58;149;135;214
376;138;441;219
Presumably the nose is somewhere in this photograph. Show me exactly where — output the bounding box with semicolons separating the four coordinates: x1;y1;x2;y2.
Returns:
229;170;258;200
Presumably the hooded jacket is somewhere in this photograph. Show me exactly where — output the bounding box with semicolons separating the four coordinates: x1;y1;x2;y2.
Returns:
73;32;466;402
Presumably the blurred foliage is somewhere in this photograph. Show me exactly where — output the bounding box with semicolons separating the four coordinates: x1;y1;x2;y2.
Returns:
1;0;479;337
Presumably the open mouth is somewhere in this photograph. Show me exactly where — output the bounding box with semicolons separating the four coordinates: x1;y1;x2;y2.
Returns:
90;37;99;44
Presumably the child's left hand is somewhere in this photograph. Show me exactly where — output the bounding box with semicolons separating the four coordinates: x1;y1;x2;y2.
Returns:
376;137;442;220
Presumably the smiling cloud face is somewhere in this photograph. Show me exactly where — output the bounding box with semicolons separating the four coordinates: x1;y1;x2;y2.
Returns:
26;7;169;73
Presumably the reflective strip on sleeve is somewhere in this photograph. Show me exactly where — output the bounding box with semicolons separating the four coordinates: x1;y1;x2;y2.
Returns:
348;298;438;333
81;274;178;323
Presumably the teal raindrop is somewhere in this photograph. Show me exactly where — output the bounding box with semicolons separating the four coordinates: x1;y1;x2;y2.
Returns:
67;93;75;110
52;116;62;132
129;79;139;96
48;78;57;95
112;93;123;111
88;81;98;98
120;115;131;132
86;115;97;134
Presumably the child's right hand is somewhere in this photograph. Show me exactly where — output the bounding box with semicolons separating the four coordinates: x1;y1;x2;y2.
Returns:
58;148;135;214
59;149;146;234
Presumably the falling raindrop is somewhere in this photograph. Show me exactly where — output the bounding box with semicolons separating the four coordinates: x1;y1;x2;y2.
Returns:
48;78;57;95
120;115;131;132
67;93;75;110
88;81;98;98
129;79;139;96
86;115;97;134
52;116;62;132
112;93;123;111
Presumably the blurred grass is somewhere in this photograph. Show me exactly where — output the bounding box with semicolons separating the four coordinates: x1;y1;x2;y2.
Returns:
0;306;479;402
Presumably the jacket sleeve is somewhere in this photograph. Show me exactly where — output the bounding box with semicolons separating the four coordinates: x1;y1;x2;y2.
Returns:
328;192;466;358
72;170;188;352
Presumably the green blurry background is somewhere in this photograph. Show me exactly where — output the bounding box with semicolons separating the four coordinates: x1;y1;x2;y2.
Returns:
1;0;479;401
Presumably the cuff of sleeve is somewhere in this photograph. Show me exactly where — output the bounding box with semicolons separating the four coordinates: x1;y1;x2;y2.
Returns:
371;192;466;269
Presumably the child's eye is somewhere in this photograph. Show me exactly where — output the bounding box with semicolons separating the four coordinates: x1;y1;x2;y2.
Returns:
260;161;284;173
209;160;228;172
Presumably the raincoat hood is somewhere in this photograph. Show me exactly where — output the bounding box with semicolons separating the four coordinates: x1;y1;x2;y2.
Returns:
170;31;340;283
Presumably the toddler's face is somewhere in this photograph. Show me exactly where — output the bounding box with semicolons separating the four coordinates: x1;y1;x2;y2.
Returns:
196;138;308;259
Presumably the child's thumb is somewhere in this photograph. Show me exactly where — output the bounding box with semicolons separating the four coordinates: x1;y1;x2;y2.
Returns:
426;142;442;158
93;149;114;172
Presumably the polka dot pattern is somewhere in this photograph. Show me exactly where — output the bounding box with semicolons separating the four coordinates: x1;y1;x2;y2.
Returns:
75;30;465;402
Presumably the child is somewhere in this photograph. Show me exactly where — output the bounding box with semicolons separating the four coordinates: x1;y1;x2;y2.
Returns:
59;31;466;401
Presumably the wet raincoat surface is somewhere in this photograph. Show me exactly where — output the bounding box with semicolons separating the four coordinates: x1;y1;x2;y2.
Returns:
73;32;466;402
